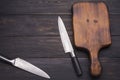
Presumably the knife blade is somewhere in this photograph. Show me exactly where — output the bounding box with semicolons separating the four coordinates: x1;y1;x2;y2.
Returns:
0;55;50;79
58;16;82;76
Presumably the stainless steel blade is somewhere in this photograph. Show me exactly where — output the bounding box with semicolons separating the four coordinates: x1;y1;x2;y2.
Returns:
0;55;50;79
12;58;50;79
58;16;75;57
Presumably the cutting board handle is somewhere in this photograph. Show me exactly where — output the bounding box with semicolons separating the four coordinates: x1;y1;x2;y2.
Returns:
90;49;101;76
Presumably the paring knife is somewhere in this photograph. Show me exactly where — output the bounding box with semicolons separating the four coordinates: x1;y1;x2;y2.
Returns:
58;16;82;76
0;55;50;79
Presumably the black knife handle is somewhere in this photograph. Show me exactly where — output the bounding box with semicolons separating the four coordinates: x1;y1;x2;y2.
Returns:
71;56;82;76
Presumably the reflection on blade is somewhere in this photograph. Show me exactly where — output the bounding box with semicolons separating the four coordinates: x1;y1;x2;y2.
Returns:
13;58;50;79
58;16;75;57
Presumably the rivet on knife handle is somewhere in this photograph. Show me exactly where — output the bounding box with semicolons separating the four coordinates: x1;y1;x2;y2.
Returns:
58;16;82;76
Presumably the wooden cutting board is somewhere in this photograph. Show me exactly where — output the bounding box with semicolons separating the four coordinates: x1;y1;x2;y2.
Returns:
73;2;111;76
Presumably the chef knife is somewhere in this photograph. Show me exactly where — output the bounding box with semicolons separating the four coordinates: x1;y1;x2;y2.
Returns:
58;16;82;76
0;55;50;79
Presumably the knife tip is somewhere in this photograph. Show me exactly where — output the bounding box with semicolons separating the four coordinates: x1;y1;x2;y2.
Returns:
40;72;51;79
38;72;50;79
42;71;51;79
58;16;61;20
46;75;50;79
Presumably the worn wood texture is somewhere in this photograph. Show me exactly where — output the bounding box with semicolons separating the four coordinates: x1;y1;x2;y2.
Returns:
0;58;120;80
0;14;120;36
0;36;119;58
0;0;120;80
0;0;120;14
73;2;111;76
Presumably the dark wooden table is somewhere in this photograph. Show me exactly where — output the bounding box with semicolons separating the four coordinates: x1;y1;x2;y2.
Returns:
0;0;120;80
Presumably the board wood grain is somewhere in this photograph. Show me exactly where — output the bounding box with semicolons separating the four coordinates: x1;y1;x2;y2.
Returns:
73;2;111;76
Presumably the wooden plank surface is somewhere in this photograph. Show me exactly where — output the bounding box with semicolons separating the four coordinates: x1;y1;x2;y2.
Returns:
0;14;120;36
0;0;120;80
0;0;120;14
0;58;119;80
0;36;120;58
